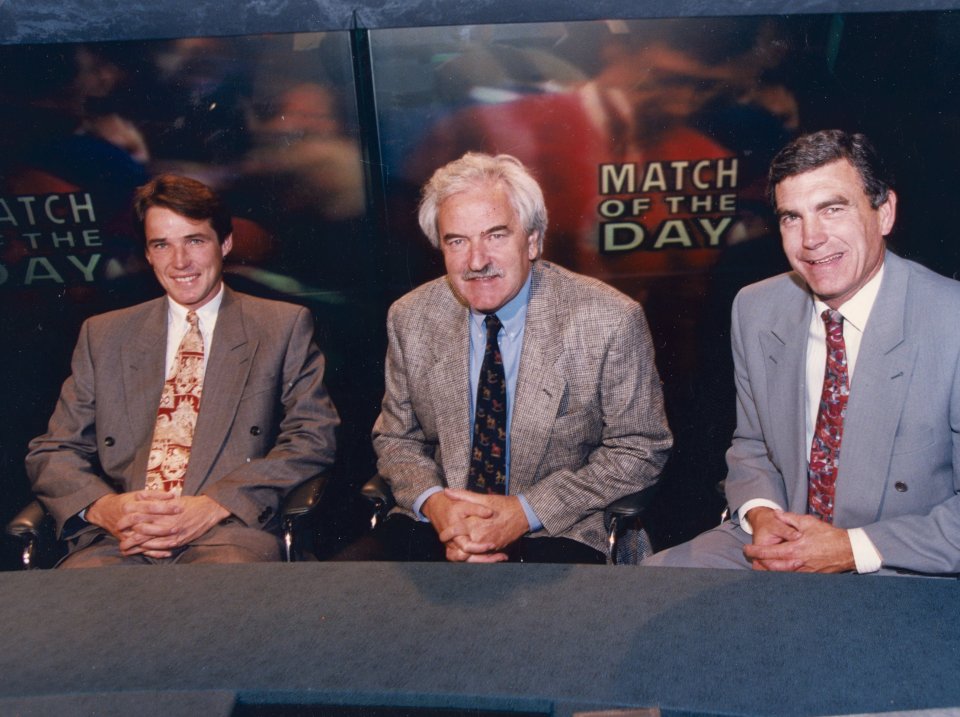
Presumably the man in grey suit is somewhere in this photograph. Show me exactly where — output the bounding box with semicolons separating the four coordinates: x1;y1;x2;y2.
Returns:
26;174;339;567
368;152;672;563
644;129;960;576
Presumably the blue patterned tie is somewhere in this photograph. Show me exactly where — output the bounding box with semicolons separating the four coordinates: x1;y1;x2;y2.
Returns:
467;314;507;494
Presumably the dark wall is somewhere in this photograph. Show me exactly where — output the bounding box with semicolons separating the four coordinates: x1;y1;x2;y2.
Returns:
1;0;959;44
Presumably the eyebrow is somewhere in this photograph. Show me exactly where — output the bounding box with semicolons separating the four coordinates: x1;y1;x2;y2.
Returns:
814;195;851;211
147;233;209;243
776;195;851;218
441;224;512;242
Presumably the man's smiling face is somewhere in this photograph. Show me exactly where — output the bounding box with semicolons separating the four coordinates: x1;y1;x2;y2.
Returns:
775;158;896;309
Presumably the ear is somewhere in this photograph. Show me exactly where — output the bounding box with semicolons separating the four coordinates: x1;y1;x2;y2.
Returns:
878;190;897;236
526;231;540;260
221;233;234;258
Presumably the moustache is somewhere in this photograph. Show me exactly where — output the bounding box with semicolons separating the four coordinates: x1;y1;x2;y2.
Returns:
462;265;504;280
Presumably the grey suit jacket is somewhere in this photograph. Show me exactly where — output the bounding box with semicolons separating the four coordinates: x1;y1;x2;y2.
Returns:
726;250;960;574
26;286;339;554
372;261;672;554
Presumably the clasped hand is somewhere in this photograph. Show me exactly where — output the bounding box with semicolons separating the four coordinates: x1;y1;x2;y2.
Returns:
422;488;529;563
742;507;855;573
86;490;230;559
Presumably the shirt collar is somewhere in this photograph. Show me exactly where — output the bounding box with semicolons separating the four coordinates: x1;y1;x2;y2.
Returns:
166;282;224;326
469;270;532;338
812;262;885;334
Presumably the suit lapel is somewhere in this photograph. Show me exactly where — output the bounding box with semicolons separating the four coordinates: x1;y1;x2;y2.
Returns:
761;277;810;513
834;251;913;523
510;264;565;492
121;299;167;489
184;288;256;495
427;281;473;488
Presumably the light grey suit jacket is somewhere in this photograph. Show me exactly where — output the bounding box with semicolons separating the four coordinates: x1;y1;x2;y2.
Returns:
26;286;339;555
372;261;672;554
726;250;960;574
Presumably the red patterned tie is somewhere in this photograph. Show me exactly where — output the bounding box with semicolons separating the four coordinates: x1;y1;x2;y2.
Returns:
467;314;507;494
808;309;848;522
145;311;204;496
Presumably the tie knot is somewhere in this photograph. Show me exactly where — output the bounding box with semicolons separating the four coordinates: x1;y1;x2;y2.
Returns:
186;311;200;329
821;309;844;348
821;309;843;330
484;313;503;337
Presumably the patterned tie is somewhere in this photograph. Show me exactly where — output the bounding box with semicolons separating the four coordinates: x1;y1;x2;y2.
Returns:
808;309;849;522
467;314;507;495
145;311;205;496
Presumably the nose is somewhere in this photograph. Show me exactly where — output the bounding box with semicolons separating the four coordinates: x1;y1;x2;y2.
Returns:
801;216;826;250
172;244;190;269
466;240;488;271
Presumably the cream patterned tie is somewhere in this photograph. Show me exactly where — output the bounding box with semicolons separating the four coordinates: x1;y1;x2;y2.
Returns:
145;311;204;496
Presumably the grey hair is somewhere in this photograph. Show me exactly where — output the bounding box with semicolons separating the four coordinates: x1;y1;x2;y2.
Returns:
418;152;548;255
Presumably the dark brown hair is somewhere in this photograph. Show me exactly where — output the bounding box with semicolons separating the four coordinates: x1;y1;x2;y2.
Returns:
133;174;232;244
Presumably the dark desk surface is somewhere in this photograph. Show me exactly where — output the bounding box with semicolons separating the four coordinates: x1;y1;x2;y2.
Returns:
0;563;956;717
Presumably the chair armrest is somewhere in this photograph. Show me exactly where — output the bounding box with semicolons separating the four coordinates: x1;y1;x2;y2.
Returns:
279;473;329;563
360;474;395;529
281;472;330;522
6;501;55;569
603;483;659;534
6;500;49;542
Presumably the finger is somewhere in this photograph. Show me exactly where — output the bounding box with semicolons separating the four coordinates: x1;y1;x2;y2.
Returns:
757;558;803;572
450;534;497;554
138;536;184;550
451;501;495;520
776;511;814;533
465;552;509;563
445;545;470;562
444;489;493;507
125;499;184;516
743;542;792;562
127;520;180;538
134;489;176;501
142;550;175;559
437;523;472;543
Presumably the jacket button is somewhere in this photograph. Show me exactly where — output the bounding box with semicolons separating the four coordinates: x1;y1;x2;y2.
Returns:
104;436;115;447
250;426;261;436
895;481;908;492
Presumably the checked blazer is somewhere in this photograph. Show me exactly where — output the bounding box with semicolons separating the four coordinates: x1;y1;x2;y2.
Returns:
372;260;673;554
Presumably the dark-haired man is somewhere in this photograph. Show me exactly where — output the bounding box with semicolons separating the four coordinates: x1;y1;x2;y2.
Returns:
644;130;960;576
27;174;339;566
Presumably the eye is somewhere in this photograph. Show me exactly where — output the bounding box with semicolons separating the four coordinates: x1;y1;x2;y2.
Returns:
778;214;797;227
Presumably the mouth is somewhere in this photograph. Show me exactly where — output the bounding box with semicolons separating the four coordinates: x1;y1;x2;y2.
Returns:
172;274;199;284
806;253;842;266
462;267;504;281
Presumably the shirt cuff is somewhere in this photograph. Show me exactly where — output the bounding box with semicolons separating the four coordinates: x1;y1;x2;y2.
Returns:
848;528;882;573
412;486;444;521
517;495;541;532
737;499;783;534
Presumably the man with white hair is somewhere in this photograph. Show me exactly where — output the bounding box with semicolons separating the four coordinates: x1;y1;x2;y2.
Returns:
368;152;672;563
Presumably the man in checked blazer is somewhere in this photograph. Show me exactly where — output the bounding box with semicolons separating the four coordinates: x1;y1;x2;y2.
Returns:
26;174;339;567
644;130;960;576
368;152;672;563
